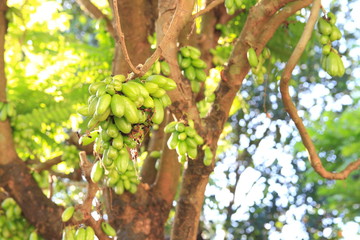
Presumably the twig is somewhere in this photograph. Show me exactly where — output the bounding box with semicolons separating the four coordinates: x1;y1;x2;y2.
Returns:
280;0;360;180
192;0;225;19
112;0;141;75
33;155;62;172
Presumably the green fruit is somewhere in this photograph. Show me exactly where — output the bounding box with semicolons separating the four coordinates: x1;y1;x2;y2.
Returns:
187;46;201;59
143;96;155;108
325;51;339;76
191;59;207;69
159;94;172;107
180;57;192;69
112;135;124;150
187;147;198;159
129;183;138;194
190;81;201;93
79;131;99;145
184;66;196;81
247;48;258;67
106;84;116;95
150;151;161;158
94;107;111;122
85;226;95;240
163;78;177;91
101;129;111;141
178;132;187;141
123;136;137;148
195;69;207;82
113;74;126;82
194;134;204;145
185;137;198;148
167;132;179;149
152;98;164;124
203;157;212;166
115;151;130;173
327;12;337;25
336;54;345;77
176;141;187;156
329;25;342;42
106;123;119;138
87;117;98;129
180;47;191;57
177;53;183;64
322;44;331;55
146;75;168;88
88;82;105;95
204;146;213;161
160;61;171;76
151;88;166;98
107;146;118;159
262;47;271;59
144;82;159;94
175;122;185;132
75;228;86;240
122;81;140;100
101;222;116;236
114;117;132;134
88;96;98;115
111;94;125;118
114;180;124;195
77;105;90;116
63;227;76;240
319;35;330;45
153;61;161;74
29;231;39;240
91;161;104;183
131;81;150;97
164;121;177;133
96;85;107;97
225;0;234;9
317;17;332;36
95;94;112;115
107;169;120;187
122;96;139;124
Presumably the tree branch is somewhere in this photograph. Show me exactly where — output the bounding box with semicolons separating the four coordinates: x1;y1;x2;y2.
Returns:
279;0;360;180
112;0;141;75
75;0;115;38
32;155;62;172
192;0;224;19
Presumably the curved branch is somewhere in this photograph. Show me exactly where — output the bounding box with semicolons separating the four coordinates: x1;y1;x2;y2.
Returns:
279;0;360;180
75;0;115;38
113;0;141;75
192;0;224;19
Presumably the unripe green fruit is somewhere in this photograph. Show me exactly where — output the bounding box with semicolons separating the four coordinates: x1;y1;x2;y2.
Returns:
184;66;196;81
176;141;187;156
327;12;336;25
112;74;126;82
187;147;198;159
180;47;191;58
329;25;342;42
195;69;207;82
122;96;139;124
91;161;104;183
75;228;86;240
112;135;124;150
88;82;105;95
322;44;331;55
180;57;192;69
168;132;179;149
101;222;116;236
114;117;132;134
164;121;177;133
95;94;111;115
122;81;140;100
85;226;95;240
160;61;171;76
152;99;164;124
175;123;185;132
319;35;330;45
187;46;201;59
185;137;197;148
247;48;258;67
191;59;207;69
150;151;161;158
144;82;159;94
178;132;187;141
111;94;125;118
317;17;332;36
106;123;119;138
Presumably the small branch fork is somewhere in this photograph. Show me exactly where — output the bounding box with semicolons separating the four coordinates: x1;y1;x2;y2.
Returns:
280;0;360;180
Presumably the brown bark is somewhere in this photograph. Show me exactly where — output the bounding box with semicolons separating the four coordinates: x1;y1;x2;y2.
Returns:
111;0;157;75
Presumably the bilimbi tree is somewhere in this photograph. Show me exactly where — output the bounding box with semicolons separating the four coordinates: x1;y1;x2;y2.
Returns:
0;0;359;239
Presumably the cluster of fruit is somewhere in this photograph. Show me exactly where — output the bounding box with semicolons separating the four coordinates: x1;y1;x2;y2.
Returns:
0;198;39;240
147;60;171;77
62;226;96;240
61;206;116;239
0;102;15;121
165;120;204;162
224;0;243;15
247;47;271;85
178;46;207;93
317;12;345;77
78;73;176;194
